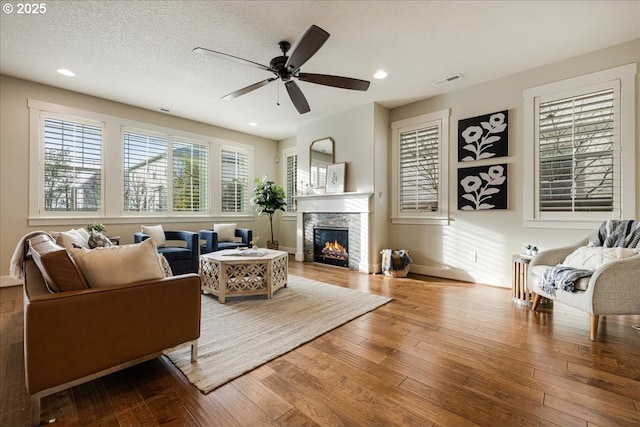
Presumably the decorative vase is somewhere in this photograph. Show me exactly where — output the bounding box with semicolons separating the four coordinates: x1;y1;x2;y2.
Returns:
267;241;279;250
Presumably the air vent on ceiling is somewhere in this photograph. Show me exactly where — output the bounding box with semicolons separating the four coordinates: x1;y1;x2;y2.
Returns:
432;73;463;86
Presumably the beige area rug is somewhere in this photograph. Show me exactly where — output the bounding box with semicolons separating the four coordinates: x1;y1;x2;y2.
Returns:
165;274;391;394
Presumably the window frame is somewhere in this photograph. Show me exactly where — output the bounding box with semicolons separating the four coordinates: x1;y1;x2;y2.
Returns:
391;108;450;225
216;143;253;218
282;146;298;216
523;63;636;229
28;99;253;226
39;112;105;216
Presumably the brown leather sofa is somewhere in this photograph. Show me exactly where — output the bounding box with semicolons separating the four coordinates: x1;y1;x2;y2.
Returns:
22;233;201;426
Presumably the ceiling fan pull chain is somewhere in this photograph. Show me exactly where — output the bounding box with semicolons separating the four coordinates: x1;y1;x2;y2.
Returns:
276;82;280;106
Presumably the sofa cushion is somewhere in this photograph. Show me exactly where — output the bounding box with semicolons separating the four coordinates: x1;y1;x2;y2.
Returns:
141;224;166;247
214;223;236;242
71;238;165;288
158;246;192;261
28;233;88;293
562;246;638;270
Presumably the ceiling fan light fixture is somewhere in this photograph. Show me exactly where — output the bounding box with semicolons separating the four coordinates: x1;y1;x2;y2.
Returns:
248;122;258;127
374;70;388;79
197;24;369;115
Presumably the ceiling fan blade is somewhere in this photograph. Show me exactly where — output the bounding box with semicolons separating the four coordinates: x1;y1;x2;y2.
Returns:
284;81;310;114
285;25;330;71
193;47;273;72
221;78;276;100
298;73;370;91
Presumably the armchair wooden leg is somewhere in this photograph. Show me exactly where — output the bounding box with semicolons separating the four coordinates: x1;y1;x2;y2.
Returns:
590;314;599;341
190;341;198;362
531;293;541;311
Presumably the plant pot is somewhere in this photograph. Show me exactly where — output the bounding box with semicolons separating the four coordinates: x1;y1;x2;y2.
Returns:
267;241;279;250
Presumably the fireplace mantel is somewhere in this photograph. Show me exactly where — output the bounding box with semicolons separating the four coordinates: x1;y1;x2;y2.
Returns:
295;192;372;214
295;192;372;272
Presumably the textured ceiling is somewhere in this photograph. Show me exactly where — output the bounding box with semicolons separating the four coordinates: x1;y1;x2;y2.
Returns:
1;1;638;140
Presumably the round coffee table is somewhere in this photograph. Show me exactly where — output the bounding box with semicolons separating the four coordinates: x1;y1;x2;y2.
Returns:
199;249;288;303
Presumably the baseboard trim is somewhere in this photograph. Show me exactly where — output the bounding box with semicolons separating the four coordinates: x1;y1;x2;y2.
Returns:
1;275;22;288
399;264;476;283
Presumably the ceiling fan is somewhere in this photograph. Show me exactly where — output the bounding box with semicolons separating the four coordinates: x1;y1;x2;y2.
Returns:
193;25;370;114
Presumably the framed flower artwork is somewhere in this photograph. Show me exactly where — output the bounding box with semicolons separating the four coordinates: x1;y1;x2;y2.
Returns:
458;110;508;162
458;164;508;210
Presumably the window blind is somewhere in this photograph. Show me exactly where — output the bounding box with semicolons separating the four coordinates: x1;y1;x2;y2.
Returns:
538;89;615;212
173;141;208;212
220;149;248;213
43;117;102;212
123;131;168;212
399;125;439;212
286;154;297;212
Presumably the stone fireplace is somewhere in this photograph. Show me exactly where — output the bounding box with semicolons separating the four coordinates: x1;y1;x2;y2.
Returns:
295;192;372;272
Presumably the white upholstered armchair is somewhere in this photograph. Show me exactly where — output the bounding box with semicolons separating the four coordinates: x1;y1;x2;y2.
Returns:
529;221;640;341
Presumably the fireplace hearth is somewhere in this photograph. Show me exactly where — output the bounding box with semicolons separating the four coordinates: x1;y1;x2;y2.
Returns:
313;227;349;268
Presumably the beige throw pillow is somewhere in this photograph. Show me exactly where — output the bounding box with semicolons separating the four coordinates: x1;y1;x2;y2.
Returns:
70;238;165;288
214;223;236;242
56;229;90;250
562;246;639;270
141;224;166;247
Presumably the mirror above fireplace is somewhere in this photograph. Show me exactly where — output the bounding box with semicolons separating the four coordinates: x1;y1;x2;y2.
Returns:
309;137;334;189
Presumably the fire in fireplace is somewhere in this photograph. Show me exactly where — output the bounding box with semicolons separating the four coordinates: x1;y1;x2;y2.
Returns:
313;227;349;267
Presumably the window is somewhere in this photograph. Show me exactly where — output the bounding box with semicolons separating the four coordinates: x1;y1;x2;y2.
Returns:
523;63;636;228
220;147;249;213
283;147;297;213
29;99;253;224
391;109;449;225
42;116;103;213
173;140;208;213
123;130;168;212
538;88;615;212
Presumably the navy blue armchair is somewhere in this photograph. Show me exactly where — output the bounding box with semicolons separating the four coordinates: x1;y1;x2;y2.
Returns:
199;228;252;254
134;230;199;275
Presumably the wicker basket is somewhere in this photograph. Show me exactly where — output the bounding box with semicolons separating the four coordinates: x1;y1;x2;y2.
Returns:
381;249;411;278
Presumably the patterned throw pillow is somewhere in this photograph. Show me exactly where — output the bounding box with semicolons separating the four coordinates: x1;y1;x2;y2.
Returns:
88;230;113;249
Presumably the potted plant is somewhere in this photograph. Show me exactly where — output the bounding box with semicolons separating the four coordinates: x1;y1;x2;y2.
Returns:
87;223;106;233
250;176;286;249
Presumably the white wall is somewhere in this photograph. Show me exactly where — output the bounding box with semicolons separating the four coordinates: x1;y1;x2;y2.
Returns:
276;135;297;253
387;39;640;287
0;75;278;278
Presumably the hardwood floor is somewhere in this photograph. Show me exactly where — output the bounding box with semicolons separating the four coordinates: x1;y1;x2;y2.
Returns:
2;257;640;426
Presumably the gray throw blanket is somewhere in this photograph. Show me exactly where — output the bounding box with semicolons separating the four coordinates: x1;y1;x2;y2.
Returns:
541;265;594;294
541;219;639;295
590;219;640;248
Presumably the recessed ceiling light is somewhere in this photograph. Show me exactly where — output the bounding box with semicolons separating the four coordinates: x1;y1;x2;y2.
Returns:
56;68;75;77
374;70;388;79
249;122;258;127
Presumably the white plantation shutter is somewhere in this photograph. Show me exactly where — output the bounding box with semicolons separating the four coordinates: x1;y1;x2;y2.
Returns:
286;153;297;212
220;148;248;213
123;131;168;212
43;117;102;212
173;141;208;212
538;88;617;212
399;125;439;212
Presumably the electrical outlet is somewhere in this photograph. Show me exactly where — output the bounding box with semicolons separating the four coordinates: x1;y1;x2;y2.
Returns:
468;251;477;262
